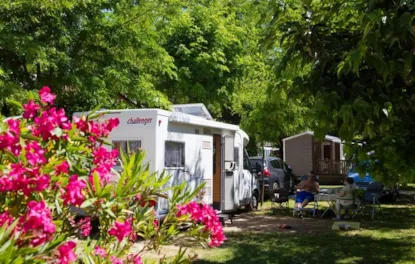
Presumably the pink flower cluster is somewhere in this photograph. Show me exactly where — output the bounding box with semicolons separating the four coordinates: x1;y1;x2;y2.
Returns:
0;211;13;229
93;247;143;264
79;217;92;237
58;241;77;264
0;119;21;155
21;201;56;247
0;86;134;264
108;218;133;242
177;202;226;247
62;175;87;206
0;163;50;195
73;116;119;143
32;107;72;140
90;146;119;185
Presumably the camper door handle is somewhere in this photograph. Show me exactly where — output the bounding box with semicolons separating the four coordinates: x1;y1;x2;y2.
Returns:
229;161;236;171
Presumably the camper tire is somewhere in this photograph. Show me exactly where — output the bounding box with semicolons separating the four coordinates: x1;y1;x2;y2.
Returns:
248;191;259;211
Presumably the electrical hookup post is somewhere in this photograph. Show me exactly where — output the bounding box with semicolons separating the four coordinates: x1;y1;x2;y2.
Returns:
260;141;265;209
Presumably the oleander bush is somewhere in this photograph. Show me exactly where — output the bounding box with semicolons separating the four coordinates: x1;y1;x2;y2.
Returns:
0;87;225;264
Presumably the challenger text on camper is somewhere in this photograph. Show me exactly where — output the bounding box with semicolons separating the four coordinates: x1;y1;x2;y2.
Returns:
127;117;153;125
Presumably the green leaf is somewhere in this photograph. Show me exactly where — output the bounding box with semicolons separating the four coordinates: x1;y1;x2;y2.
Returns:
105;208;116;218
81;198;98;209
363;22;372;39
87;104;103;120
337;61;346;78
3;149;17;163
55;196;62;215
399;12;411;27
20;133;41;141
5;99;23;110
70;136;88;142
93;171;102;196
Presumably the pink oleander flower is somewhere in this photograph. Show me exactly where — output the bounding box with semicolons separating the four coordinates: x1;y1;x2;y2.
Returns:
22;201;56;246
7;119;20;136
109;256;123;264
108;218;132;242
92;147;119;169
58;241;77;264
56;161;69;174
153;219;159;230
39;86;56;105
177;202;226;247
30;174;50;192
0;131;20;154
33;111;56;140
73;116;87;132
89;167;112;186
73;117;119;140
127;254;143;264
0;164;50;195
62;175;86;206
23;100;41;119
94;246;107;257
106;118;120;131
25;141;47;166
0;211;13;229
79;217;92;237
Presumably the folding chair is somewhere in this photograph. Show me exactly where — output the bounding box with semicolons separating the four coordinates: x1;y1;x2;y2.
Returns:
272;188;290;214
362;182;384;219
340;189;365;219
292;192;318;217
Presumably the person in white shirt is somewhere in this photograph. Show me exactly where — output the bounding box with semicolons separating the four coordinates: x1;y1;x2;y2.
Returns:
334;177;359;220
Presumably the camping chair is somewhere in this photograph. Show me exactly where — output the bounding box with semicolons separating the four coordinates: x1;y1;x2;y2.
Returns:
272;188;290;214
363;182;384;219
292;192;318;217
340;188;365;219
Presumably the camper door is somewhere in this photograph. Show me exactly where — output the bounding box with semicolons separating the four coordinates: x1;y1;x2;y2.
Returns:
222;135;236;211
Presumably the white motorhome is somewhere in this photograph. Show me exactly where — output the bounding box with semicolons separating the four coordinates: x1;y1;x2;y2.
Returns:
73;104;259;216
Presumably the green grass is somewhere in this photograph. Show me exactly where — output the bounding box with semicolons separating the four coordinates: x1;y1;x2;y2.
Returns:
191;202;415;264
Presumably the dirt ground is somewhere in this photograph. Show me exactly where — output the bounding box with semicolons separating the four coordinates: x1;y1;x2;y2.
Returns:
135;210;334;261
221;211;333;234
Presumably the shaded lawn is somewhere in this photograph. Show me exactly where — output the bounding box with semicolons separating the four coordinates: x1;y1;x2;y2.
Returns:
192;203;415;264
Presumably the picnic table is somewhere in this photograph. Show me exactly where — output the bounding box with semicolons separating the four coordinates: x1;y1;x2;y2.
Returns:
315;188;343;218
315;193;337;218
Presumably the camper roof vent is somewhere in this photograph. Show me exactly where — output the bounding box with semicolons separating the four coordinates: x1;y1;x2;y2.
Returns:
172;104;213;120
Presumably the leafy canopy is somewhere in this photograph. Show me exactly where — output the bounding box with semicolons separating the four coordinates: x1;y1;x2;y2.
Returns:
261;0;415;183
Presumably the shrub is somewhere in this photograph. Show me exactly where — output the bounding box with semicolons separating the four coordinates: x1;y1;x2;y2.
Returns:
0;87;225;263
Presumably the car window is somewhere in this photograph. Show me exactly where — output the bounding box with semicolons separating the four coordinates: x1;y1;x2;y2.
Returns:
284;162;289;171
250;159;263;169
243;151;251;170
270;159;282;169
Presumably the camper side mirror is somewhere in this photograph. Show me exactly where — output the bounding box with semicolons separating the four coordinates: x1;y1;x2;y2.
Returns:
287;166;292;172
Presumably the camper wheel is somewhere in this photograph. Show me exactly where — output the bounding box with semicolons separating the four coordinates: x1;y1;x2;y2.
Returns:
248;191;259;211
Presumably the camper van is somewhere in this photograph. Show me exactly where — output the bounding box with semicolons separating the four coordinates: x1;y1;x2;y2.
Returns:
73;104;259;217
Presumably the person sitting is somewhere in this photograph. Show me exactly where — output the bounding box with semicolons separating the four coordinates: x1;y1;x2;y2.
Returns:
333;177;359;220
295;171;320;216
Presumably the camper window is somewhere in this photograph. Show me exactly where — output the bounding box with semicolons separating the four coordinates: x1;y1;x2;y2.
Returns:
113;140;142;155
165;141;185;167
113;140;142;165
243;151;251;170
234;147;239;168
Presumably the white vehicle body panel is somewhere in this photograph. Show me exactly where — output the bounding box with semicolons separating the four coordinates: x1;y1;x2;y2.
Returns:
73;106;257;215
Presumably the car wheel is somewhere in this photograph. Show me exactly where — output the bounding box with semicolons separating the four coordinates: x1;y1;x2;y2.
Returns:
273;182;280;191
